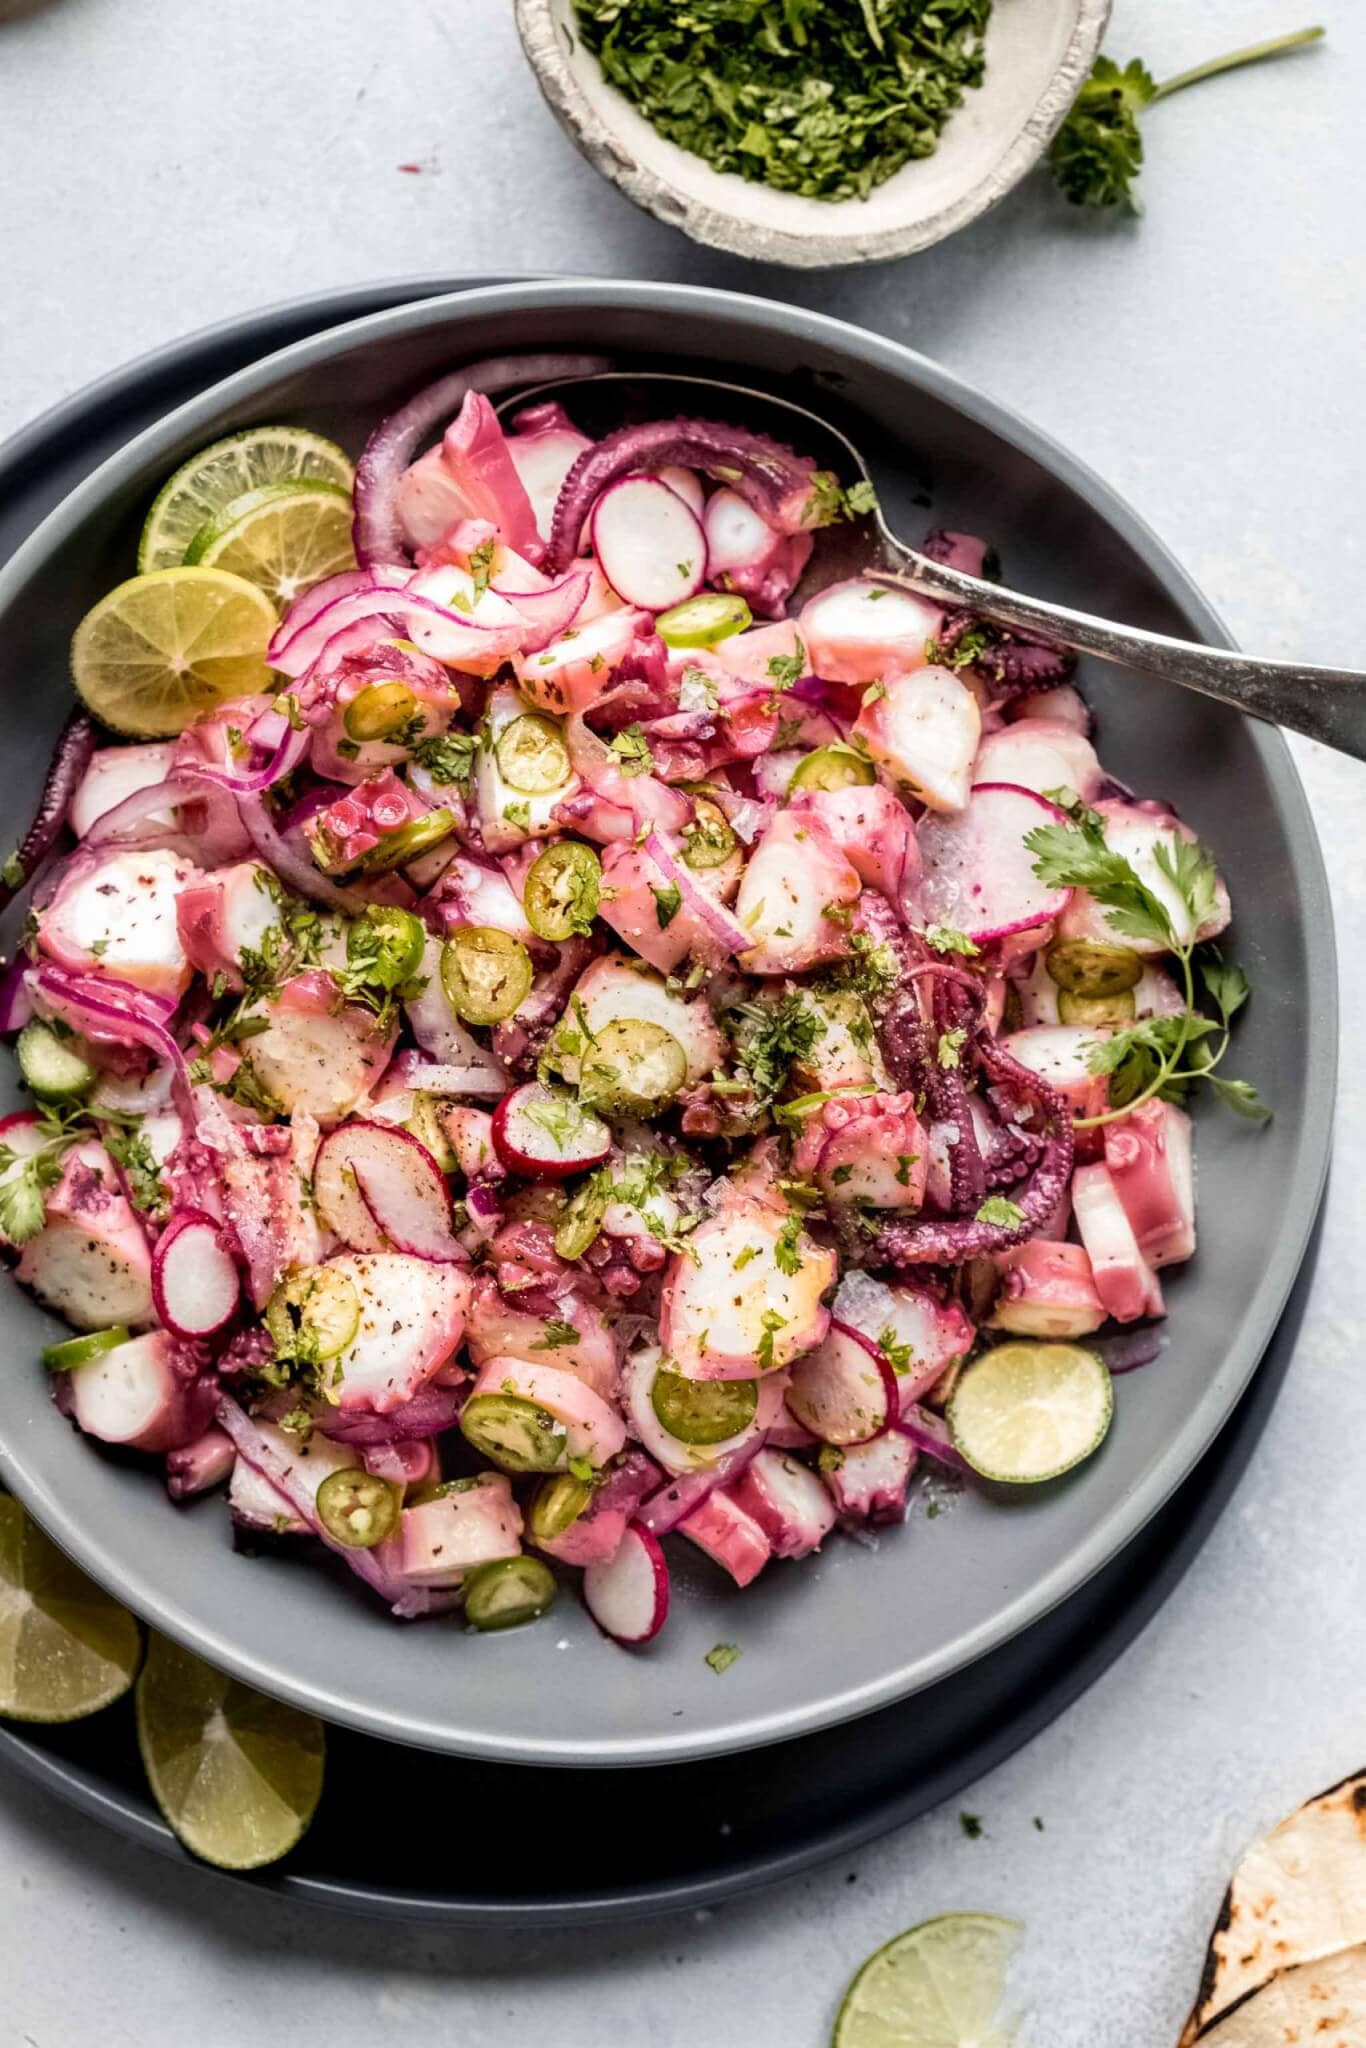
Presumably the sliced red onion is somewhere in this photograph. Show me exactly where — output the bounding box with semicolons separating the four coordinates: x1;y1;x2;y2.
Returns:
0;954;34;1035
1092;1327;1167;1375
267;564;410;663
895;1403;972;1474
271;589;524;681
33;964;194;1126
175;722;310;797
353;353;612;568
642;829;750;955
0;709;95;915
497;567;591;653
217;1396;455;1616
317;1383;466;1445
83;775;253;867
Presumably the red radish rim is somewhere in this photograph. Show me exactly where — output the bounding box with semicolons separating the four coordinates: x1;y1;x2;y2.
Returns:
490;1083;612;1181
589;474;707;611
582;1519;671;1645
784;1321;898;1446
151;1210;241;1339
916;781;1071;943
318;1120;465;1262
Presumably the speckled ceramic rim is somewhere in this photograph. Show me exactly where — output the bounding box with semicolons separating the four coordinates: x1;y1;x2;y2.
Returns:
0;279;1336;1768
514;0;1112;268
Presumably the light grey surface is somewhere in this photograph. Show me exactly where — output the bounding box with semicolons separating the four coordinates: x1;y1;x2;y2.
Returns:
0;0;1361;2040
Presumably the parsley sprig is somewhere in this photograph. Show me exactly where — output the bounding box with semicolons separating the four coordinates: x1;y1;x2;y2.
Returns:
1049;28;1324;212
1025;805;1268;1125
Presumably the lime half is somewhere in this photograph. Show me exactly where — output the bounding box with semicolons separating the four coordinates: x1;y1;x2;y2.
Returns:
187;480;357;606
136;1632;325;1870
138;425;354;572
949;1341;1113;1484
72;565;278;737
833;1913;1021;2048
0;1495;140;1722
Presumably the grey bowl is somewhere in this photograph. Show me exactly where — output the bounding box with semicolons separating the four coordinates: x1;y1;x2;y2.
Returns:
0;280;1334;1767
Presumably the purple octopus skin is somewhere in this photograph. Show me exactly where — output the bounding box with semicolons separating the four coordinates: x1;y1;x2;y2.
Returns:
934;608;1074;692
870;1035;1075;1267
546;416;838;575
0;709;96;915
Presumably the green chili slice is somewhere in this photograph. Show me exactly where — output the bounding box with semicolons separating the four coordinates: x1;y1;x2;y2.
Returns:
655;591;752;649
681;799;737;871
440;926;534;1025
354;808;457;875
788;743;878;795
1045;939;1142;997
577;1018;688;1116
524;840;601;942
651;1369;758;1446
460;1392;567;1473
553;1172;610;1262
1058;988;1137;1026
494;714;572;795
343;680;419;742
528;1472;596;1543
315;1467;401;1549
265;1267;360;1366
464;1554;558;1631
348;904;426;988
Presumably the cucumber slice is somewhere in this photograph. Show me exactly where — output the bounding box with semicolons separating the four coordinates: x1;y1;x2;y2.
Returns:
17;1019;94;1100
949;1340;1113;1484
460;1392;568;1473
42;1325;131;1372
464;1554;557;1631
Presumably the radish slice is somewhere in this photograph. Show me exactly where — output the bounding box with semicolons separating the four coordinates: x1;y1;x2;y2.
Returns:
151;1211;241;1339
972;719;1102;803
785;1322;898;1445
590;475;707;611
315;1120;465;1261
916;783;1071;942
491;1082;612;1181
582;1520;671;1645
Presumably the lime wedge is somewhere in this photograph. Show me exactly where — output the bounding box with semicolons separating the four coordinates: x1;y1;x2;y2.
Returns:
136;1632;325;1870
0;1495;140;1722
949;1340;1113;1484
186;480;357;606
138;425;354;572
71;566;278;737
833;1913;1022;2048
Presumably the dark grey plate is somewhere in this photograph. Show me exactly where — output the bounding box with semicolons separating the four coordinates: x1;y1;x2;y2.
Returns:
0;280;1335;1769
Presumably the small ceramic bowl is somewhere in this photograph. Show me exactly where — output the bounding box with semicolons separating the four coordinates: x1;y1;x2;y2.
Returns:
515;0;1111;268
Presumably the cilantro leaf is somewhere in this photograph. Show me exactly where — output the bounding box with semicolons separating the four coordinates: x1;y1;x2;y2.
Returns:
651;881;683;930
732;992;826;1104
975;1196;1025;1229
922;924;980;958
410;732;478;788
1025;814;1174;950
773;1214;803;1277
609;725;655;778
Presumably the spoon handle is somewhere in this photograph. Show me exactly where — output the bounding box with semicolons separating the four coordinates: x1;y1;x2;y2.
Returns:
880;548;1366;761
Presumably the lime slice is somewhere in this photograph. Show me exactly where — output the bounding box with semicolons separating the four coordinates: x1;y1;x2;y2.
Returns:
833;1913;1021;2048
138;425;354;572
949;1340;1113;1484
186;481;357;606
71;566;278;737
136;1632;325;1870
0;1495;140;1722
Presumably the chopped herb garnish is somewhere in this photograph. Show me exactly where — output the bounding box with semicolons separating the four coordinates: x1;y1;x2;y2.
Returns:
410;731;478;788
756;1308;788;1374
774;1214;803;1276
651;880;683;929
534;1318;580;1350
609;725;655;778
732;991;826;1104
705;1642;742;1676
923;924;980;957
959;1811;984;1839
975;1196;1025;1228
937;1028;967;1069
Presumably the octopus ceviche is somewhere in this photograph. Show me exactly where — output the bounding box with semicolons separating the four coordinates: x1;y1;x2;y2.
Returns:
0;361;1265;1645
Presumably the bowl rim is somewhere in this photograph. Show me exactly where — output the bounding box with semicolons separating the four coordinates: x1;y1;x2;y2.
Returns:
0;277;1336;1765
513;0;1114;267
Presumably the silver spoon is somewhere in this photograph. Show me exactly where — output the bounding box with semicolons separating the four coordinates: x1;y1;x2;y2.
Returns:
501;370;1365;760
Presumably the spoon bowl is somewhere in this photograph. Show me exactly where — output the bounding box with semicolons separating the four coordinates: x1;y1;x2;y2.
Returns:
506;368;1366;757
